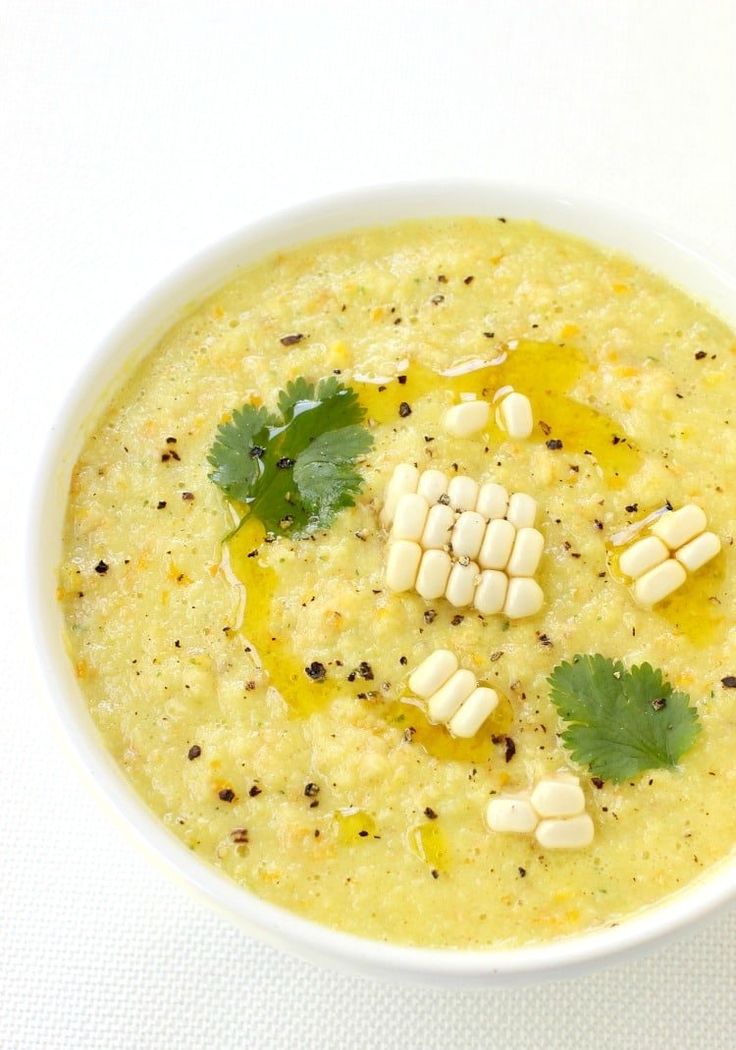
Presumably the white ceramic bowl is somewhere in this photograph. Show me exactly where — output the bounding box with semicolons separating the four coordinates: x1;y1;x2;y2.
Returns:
29;181;736;987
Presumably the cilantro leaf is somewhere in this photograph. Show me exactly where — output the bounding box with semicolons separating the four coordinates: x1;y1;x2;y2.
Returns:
207;405;276;502
208;378;373;538
548;653;701;781
292;426;373;529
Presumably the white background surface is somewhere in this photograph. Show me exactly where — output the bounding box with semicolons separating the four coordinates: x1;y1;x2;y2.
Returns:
3;2;736;1047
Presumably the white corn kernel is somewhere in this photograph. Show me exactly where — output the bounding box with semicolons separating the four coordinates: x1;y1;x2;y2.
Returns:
391;492;429;542
445;560;479;607
506;491;537;529
451;511;486;559
473;569;508;615
675;530;721;572
444;400;490;437
417;468;449;505
415;550;453;600
447;475;479;512
535;813;594;850
478;518;516;570
497;391;533;439
449;687;498;737
633;559;687;607
506;527;545;578
530;777;585;818
421;503;455;549
385;540;422;593
409;649;458;699
619;535;669;579
650;503;707;550
427;668;476;722
486;797;539;834
476;482;509;520
503;577;544;619
380;464;419;527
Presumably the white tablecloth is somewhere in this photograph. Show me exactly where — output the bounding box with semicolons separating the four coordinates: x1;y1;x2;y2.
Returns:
3;2;735;1047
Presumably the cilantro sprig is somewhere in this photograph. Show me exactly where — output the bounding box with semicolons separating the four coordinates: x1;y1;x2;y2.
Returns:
208;377;373;539
548;654;700;782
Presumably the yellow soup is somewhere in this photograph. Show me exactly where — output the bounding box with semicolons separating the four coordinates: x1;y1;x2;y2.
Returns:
59;217;736;948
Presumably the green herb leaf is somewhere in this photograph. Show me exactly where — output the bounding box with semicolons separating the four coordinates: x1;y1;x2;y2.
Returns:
548;654;700;781
207;405;277;502
208;378;373;538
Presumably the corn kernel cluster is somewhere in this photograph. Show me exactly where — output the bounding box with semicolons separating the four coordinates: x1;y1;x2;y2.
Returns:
407;649;498;738
381;464;545;620
618;503;721;607
486;774;595;849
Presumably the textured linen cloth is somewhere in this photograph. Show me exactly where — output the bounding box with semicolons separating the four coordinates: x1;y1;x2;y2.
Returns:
2;2;735;1047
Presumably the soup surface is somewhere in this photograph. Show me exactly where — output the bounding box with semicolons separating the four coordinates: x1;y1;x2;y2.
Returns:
59;217;736;948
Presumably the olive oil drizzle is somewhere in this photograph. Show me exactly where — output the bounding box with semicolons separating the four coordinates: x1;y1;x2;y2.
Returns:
354;340;641;487
225;521;504;762
408;820;450;874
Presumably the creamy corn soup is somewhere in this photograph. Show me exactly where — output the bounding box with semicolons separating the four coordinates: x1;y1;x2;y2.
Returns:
59;218;736;948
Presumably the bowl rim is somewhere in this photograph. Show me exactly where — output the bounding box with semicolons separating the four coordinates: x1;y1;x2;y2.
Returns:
28;178;736;986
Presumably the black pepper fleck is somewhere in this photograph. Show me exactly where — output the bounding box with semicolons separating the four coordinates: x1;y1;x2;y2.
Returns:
277;457;295;469
424;609;437;624
545;438;563;450
187;744;201;760
280;333;304;346
218;788;236;803
424;807;438;820
157;501;167;509
721;676;736;688
304;782;320;797
492;734;516;763
305;661;327;681
249;445;266;459
398;401;412;418
94;560;109;575
249;785;262;797
695;350;707;360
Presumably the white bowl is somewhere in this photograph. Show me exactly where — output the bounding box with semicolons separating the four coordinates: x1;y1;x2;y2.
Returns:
29;180;736;987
